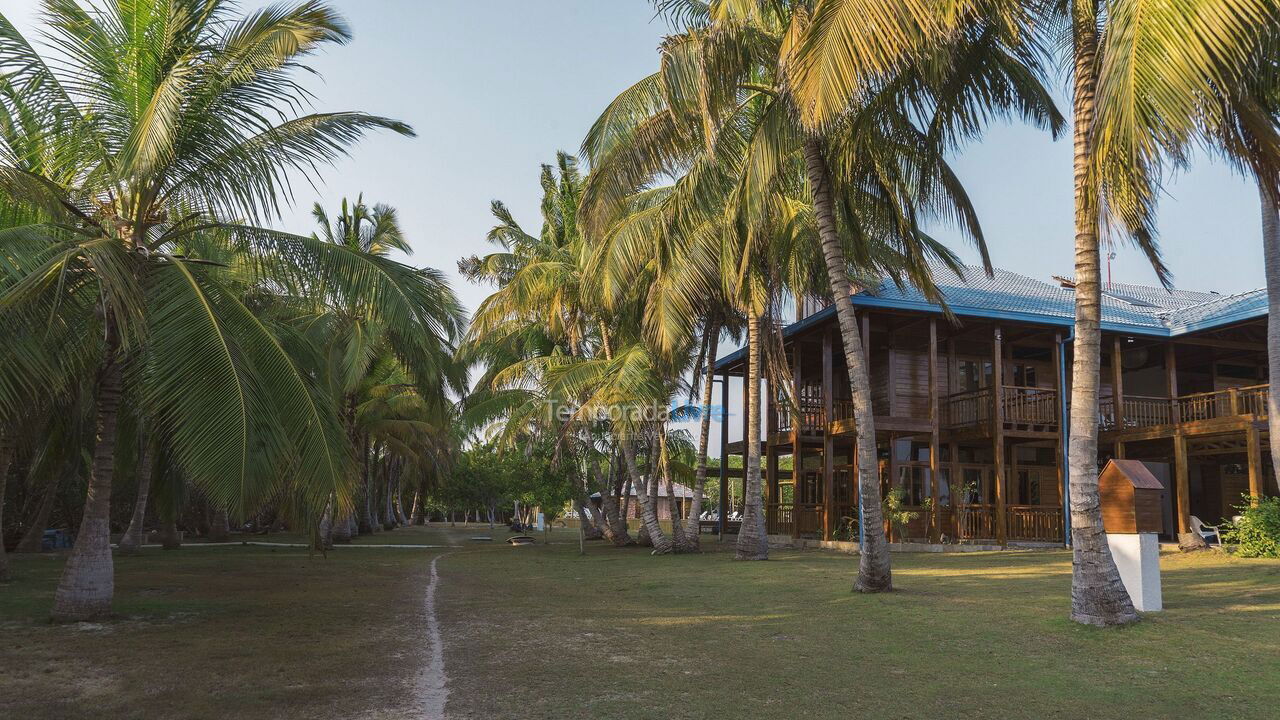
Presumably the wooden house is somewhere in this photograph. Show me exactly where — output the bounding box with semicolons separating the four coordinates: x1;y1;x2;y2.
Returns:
711;266;1271;545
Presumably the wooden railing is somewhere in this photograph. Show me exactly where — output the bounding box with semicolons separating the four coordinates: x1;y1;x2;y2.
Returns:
765;503;823;537
1099;394;1172;430
766;502;793;536
1099;384;1270;431
833;399;854;423
1001;386;1057;426
1178;384;1269;422
773;404;826;435
943;386;1057;428
943;388;991;427
1006;505;1064;542
951;504;996;539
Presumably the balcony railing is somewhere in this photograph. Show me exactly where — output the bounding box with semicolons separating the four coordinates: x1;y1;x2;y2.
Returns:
943;386;1058;428
774;404;826;435
1100;384;1269;431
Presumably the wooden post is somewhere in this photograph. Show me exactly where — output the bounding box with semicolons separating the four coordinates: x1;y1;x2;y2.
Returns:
791;339;803;538
1166;344;1180;424
993;325;1007;546
1247;424;1263;504
1174;433;1190;535
822;328;835;541
1112;335;1125;459
949;439;961;541
887;344;898;416
929;319;941;543
1054;332;1066;519
719;372;729;535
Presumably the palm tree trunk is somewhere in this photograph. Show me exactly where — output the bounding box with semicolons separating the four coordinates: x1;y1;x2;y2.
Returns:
622;437;671;553
52;357;123;621
594;462;633;546
659;428;689;551
384;460;397;530
207;507;230;543
359;433;375;534
17;458;63;553
0;430;13;582
736;311;769;560
409;489;423;525
160;517;182;550
1067;4;1138;626
802;138;888;587
1260;179;1280;496
118;440;155;555
685;320;721;549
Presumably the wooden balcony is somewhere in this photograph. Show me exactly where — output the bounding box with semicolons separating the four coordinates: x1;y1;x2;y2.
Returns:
1100;384;1269;435
943;386;1059;431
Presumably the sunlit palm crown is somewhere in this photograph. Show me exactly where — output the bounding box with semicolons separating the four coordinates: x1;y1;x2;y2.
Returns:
0;0;463;515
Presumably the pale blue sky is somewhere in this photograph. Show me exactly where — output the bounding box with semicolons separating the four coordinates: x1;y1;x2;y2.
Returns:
2;1;1268;445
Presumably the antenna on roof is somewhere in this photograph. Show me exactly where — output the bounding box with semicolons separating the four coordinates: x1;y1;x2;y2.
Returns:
1107;251;1117;290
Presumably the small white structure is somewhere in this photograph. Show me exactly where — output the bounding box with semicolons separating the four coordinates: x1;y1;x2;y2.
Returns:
1099;459;1166;612
1107;532;1162;612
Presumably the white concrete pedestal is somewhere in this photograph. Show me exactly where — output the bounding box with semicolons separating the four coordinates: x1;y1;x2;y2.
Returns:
1107;532;1162;612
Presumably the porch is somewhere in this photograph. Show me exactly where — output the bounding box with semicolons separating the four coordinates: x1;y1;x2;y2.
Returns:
763;502;1064;544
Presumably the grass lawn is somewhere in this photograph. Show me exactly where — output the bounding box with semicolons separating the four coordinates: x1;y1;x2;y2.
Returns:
4;526;1280;719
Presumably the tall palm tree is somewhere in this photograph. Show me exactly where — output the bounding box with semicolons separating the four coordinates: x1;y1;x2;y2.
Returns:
595;0;1059;580
786;0;1274;623
0;1;438;620
1202;33;1280;496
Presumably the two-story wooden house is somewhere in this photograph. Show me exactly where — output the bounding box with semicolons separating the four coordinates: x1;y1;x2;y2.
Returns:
712;266;1271;546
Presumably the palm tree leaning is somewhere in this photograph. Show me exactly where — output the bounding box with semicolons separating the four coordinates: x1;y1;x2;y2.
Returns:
788;0;1274;623
0;1;436;620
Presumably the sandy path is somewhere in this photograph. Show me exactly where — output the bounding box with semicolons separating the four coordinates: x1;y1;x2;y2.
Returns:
418;553;450;719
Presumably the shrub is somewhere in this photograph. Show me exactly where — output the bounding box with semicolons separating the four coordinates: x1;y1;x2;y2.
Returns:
1222;496;1280;558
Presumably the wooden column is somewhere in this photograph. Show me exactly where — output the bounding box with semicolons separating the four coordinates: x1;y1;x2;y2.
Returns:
993;325;1007;546
1247;424;1263;503
1166;344;1179;424
766;360;777;508
742;347;751;514
1053;332;1066;508
1112;336;1126;458
1174;433;1190;534
791;340;803;528
718;372;729;534
929;319;941;542
822;329;835;540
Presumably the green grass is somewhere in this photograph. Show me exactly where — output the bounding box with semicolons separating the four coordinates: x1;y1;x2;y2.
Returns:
4;525;1279;719
0;529;456;720
438;533;1280;719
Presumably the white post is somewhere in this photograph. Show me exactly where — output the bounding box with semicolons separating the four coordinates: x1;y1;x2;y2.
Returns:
1107;532;1163;612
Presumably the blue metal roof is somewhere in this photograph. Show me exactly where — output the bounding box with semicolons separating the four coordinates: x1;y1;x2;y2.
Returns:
714;265;1266;369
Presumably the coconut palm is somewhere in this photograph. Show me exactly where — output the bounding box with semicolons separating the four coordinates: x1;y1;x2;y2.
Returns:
785;0;1276;623
590;0;1060;579
1201;32;1280;496
0;0;446;620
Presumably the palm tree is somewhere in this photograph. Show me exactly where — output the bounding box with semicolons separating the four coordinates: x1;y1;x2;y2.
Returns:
1202;33;1280;497
594;0;1059;580
0;1;437;620
306;195;465;537
785;0;1274;623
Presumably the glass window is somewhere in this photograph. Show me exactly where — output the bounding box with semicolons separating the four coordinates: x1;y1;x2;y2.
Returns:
1013;364;1037;387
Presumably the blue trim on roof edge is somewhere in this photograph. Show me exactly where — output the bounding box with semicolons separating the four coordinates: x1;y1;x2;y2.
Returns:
713;294;1265;371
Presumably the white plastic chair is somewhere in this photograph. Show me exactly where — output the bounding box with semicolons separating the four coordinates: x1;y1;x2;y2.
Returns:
1190;515;1222;545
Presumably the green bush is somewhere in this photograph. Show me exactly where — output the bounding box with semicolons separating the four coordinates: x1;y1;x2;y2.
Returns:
1222;496;1280;558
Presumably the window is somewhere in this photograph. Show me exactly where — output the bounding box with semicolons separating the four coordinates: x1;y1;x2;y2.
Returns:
1012;364;1037;387
958;359;993;392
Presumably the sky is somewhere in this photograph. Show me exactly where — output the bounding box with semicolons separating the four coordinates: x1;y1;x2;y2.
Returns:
1;0;1268;448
